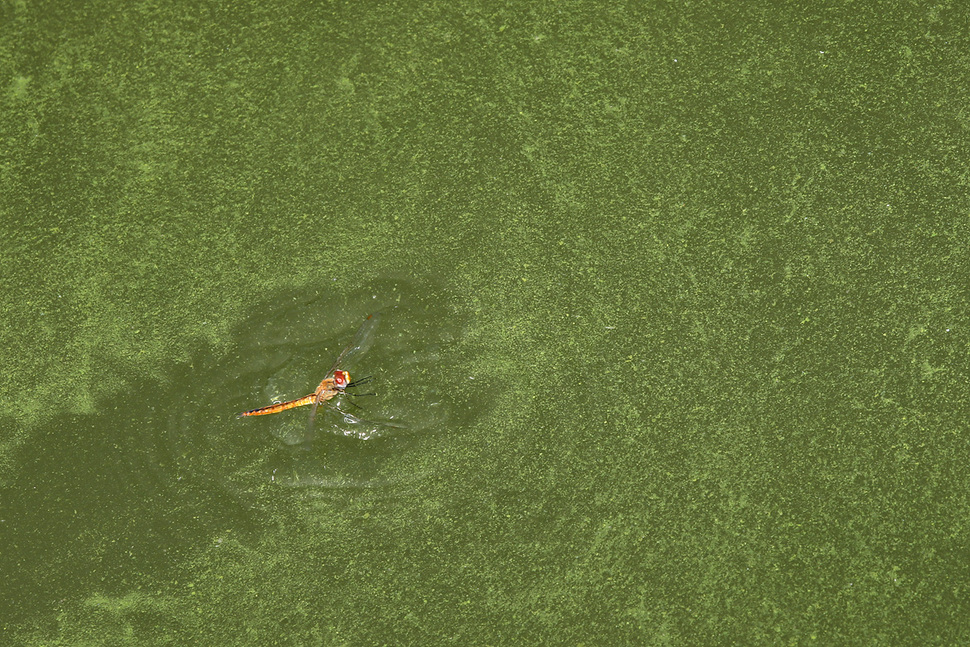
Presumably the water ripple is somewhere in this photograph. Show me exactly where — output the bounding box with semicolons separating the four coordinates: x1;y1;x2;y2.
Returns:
157;280;471;506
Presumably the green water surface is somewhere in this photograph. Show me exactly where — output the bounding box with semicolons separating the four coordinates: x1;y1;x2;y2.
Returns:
2;1;969;644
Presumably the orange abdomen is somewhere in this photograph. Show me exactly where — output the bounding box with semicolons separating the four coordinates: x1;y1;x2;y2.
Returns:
237;393;316;417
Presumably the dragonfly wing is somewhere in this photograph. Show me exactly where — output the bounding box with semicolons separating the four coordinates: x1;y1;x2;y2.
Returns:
323;312;381;379
332;410;407;440
308;314;381;440
306;393;324;440
303;400;320;443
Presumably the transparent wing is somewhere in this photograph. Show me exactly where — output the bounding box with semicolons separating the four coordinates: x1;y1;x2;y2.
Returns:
307;313;381;436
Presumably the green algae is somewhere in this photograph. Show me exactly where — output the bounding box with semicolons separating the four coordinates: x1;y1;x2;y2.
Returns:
3;0;970;644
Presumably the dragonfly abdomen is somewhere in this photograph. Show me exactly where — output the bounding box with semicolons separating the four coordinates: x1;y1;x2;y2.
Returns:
237;393;316;417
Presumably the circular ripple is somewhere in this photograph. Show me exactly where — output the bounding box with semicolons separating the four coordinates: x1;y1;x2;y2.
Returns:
157;280;472;505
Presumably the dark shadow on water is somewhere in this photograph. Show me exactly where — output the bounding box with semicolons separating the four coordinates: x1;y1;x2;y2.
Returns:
0;278;482;626
0;373;263;628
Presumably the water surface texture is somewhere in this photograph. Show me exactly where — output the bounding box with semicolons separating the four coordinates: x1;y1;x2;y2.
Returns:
2;2;969;644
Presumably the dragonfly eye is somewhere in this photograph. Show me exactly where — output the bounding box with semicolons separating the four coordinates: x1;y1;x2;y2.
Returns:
333;371;350;388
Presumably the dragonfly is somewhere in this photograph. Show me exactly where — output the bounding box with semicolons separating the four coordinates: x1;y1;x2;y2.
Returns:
237;313;380;434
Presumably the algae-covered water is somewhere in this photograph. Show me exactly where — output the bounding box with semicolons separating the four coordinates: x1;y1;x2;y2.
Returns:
2;2;968;644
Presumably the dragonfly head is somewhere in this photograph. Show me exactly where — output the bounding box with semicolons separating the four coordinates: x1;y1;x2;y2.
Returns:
333;370;350;389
